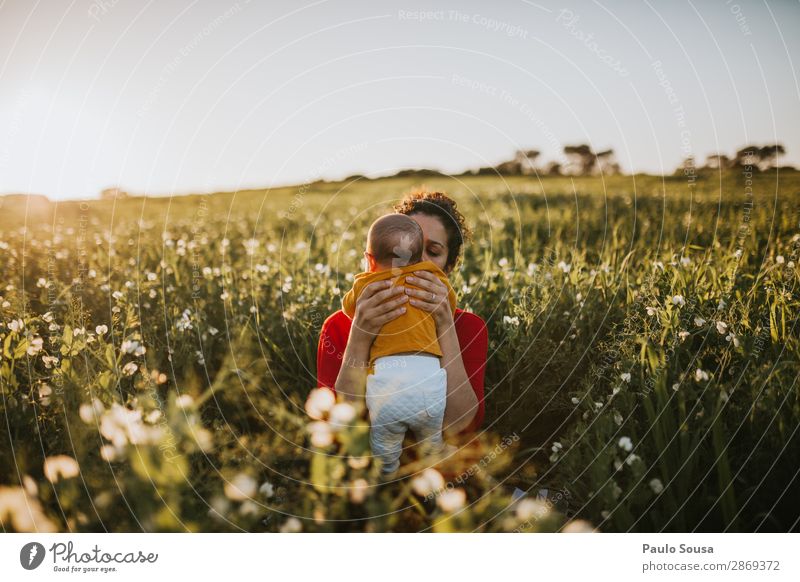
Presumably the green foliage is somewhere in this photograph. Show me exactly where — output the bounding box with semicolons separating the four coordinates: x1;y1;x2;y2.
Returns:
0;172;798;531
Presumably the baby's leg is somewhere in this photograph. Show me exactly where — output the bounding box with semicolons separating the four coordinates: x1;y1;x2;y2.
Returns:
410;367;447;456
366;363;410;475
369;421;406;475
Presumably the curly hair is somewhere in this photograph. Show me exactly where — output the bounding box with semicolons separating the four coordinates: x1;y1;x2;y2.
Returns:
393;189;472;272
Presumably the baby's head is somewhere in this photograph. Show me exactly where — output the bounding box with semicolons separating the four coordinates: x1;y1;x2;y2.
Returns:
365;214;424;272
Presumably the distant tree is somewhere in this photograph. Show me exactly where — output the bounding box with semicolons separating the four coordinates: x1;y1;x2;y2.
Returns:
757;144;786;170
544;161;562;176
705;154;732;170
595;149;620;175
514;149;541;175
563;144;595;175
733;146;761;169
674;156;697;176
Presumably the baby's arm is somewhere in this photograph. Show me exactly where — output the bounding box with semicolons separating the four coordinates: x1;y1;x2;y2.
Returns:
342;287;358;318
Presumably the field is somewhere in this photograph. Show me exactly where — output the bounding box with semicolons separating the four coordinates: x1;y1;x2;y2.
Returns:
1;171;798;532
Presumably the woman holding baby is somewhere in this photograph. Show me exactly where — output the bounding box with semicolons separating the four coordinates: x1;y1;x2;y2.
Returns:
316;190;488;456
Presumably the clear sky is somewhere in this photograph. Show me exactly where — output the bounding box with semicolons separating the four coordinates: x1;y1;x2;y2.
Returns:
1;0;798;200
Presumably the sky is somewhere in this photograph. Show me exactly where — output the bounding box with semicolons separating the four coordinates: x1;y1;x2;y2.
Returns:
0;0;798;200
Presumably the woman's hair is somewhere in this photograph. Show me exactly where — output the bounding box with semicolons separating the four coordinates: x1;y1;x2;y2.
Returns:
393;189;472;272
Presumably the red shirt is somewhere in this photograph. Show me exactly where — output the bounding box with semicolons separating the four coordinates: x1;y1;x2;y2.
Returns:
316;309;487;434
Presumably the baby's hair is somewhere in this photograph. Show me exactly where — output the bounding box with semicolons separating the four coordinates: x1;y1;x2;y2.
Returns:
367;214;424;269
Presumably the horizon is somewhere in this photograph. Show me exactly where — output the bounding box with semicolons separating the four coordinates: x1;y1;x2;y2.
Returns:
1;0;799;200
3;163;795;203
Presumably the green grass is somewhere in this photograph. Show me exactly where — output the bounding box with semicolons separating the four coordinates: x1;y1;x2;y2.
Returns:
0;170;798;532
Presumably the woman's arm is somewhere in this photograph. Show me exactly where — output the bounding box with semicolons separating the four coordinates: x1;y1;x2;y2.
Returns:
404;271;480;438
333;280;408;402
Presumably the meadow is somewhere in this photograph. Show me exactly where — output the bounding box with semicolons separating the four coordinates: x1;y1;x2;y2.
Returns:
1;171;798;532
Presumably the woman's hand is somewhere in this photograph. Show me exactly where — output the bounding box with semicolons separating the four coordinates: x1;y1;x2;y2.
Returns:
404;270;453;331
405;270;478;436
335;280;407;401
351;279;408;341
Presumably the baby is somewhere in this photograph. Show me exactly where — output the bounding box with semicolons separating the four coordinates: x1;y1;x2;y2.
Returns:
342;214;456;475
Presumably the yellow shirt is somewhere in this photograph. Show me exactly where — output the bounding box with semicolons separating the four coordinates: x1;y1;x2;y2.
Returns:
342;260;457;364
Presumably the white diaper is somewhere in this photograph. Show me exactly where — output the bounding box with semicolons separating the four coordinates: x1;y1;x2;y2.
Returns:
366;354;447;475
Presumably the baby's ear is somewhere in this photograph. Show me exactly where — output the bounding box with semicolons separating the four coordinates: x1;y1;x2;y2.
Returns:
364;251;377;271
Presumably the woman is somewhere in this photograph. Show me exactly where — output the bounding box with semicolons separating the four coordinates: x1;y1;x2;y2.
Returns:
316;190;487;438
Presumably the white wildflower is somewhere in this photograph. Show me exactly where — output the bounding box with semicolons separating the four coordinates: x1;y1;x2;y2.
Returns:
100;444;121;462
437;488;467;512
307;421;334;448
328;402;357;429
279;517;302;533
649;478;664;494
27;336;44;355
43;455;80;483
562;519;596;533
176;394;194;409
515;498;549;521
38;384;53;406
618;436;633;452
411;468;445;497
79;399;105;423
259;481;275;498
224;473;257;501
120;340;146;356
349;478;370;504
304;388;335;420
